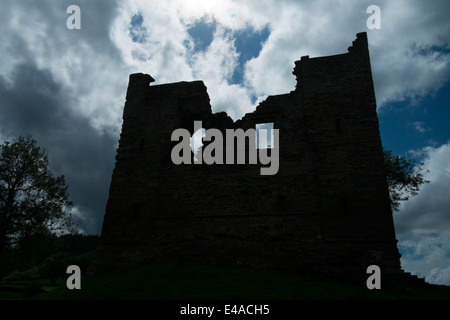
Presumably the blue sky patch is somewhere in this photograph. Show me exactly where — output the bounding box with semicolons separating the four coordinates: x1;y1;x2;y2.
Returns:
129;12;147;43
230;25;271;85
185;19;270;104
187;18;217;52
409;43;450;58
185;19;270;79
379;80;450;158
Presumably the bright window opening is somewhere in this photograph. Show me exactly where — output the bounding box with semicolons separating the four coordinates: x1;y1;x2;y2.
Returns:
256;123;274;149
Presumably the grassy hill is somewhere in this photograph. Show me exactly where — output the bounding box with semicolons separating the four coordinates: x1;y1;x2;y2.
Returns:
2;263;448;300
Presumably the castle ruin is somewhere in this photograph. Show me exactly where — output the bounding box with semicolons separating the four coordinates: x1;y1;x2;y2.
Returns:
92;32;403;278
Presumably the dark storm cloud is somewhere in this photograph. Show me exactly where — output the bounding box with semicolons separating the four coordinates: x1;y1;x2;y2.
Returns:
0;0;130;235
0;64;64;133
0;62;117;234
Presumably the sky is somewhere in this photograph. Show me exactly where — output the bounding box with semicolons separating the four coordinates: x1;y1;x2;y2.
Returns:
0;0;449;286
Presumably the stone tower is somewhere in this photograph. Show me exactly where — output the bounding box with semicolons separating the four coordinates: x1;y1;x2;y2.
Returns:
92;32;402;278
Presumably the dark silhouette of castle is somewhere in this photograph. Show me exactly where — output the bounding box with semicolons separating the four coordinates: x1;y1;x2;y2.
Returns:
91;32;404;278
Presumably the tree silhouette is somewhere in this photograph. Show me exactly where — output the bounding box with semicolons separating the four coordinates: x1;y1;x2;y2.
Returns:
0;135;76;256
384;148;430;211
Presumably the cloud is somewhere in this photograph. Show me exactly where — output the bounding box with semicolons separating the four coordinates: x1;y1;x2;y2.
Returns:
398;231;450;286
427;266;450;286
411;121;432;134
100;0;450;120
394;142;450;285
368;0;450;107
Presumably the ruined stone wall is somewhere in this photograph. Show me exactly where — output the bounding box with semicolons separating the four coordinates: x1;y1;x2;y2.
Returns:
93;32;402;277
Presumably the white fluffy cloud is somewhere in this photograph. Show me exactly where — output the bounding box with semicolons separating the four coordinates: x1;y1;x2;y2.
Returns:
2;1;449;125
394;142;450;285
